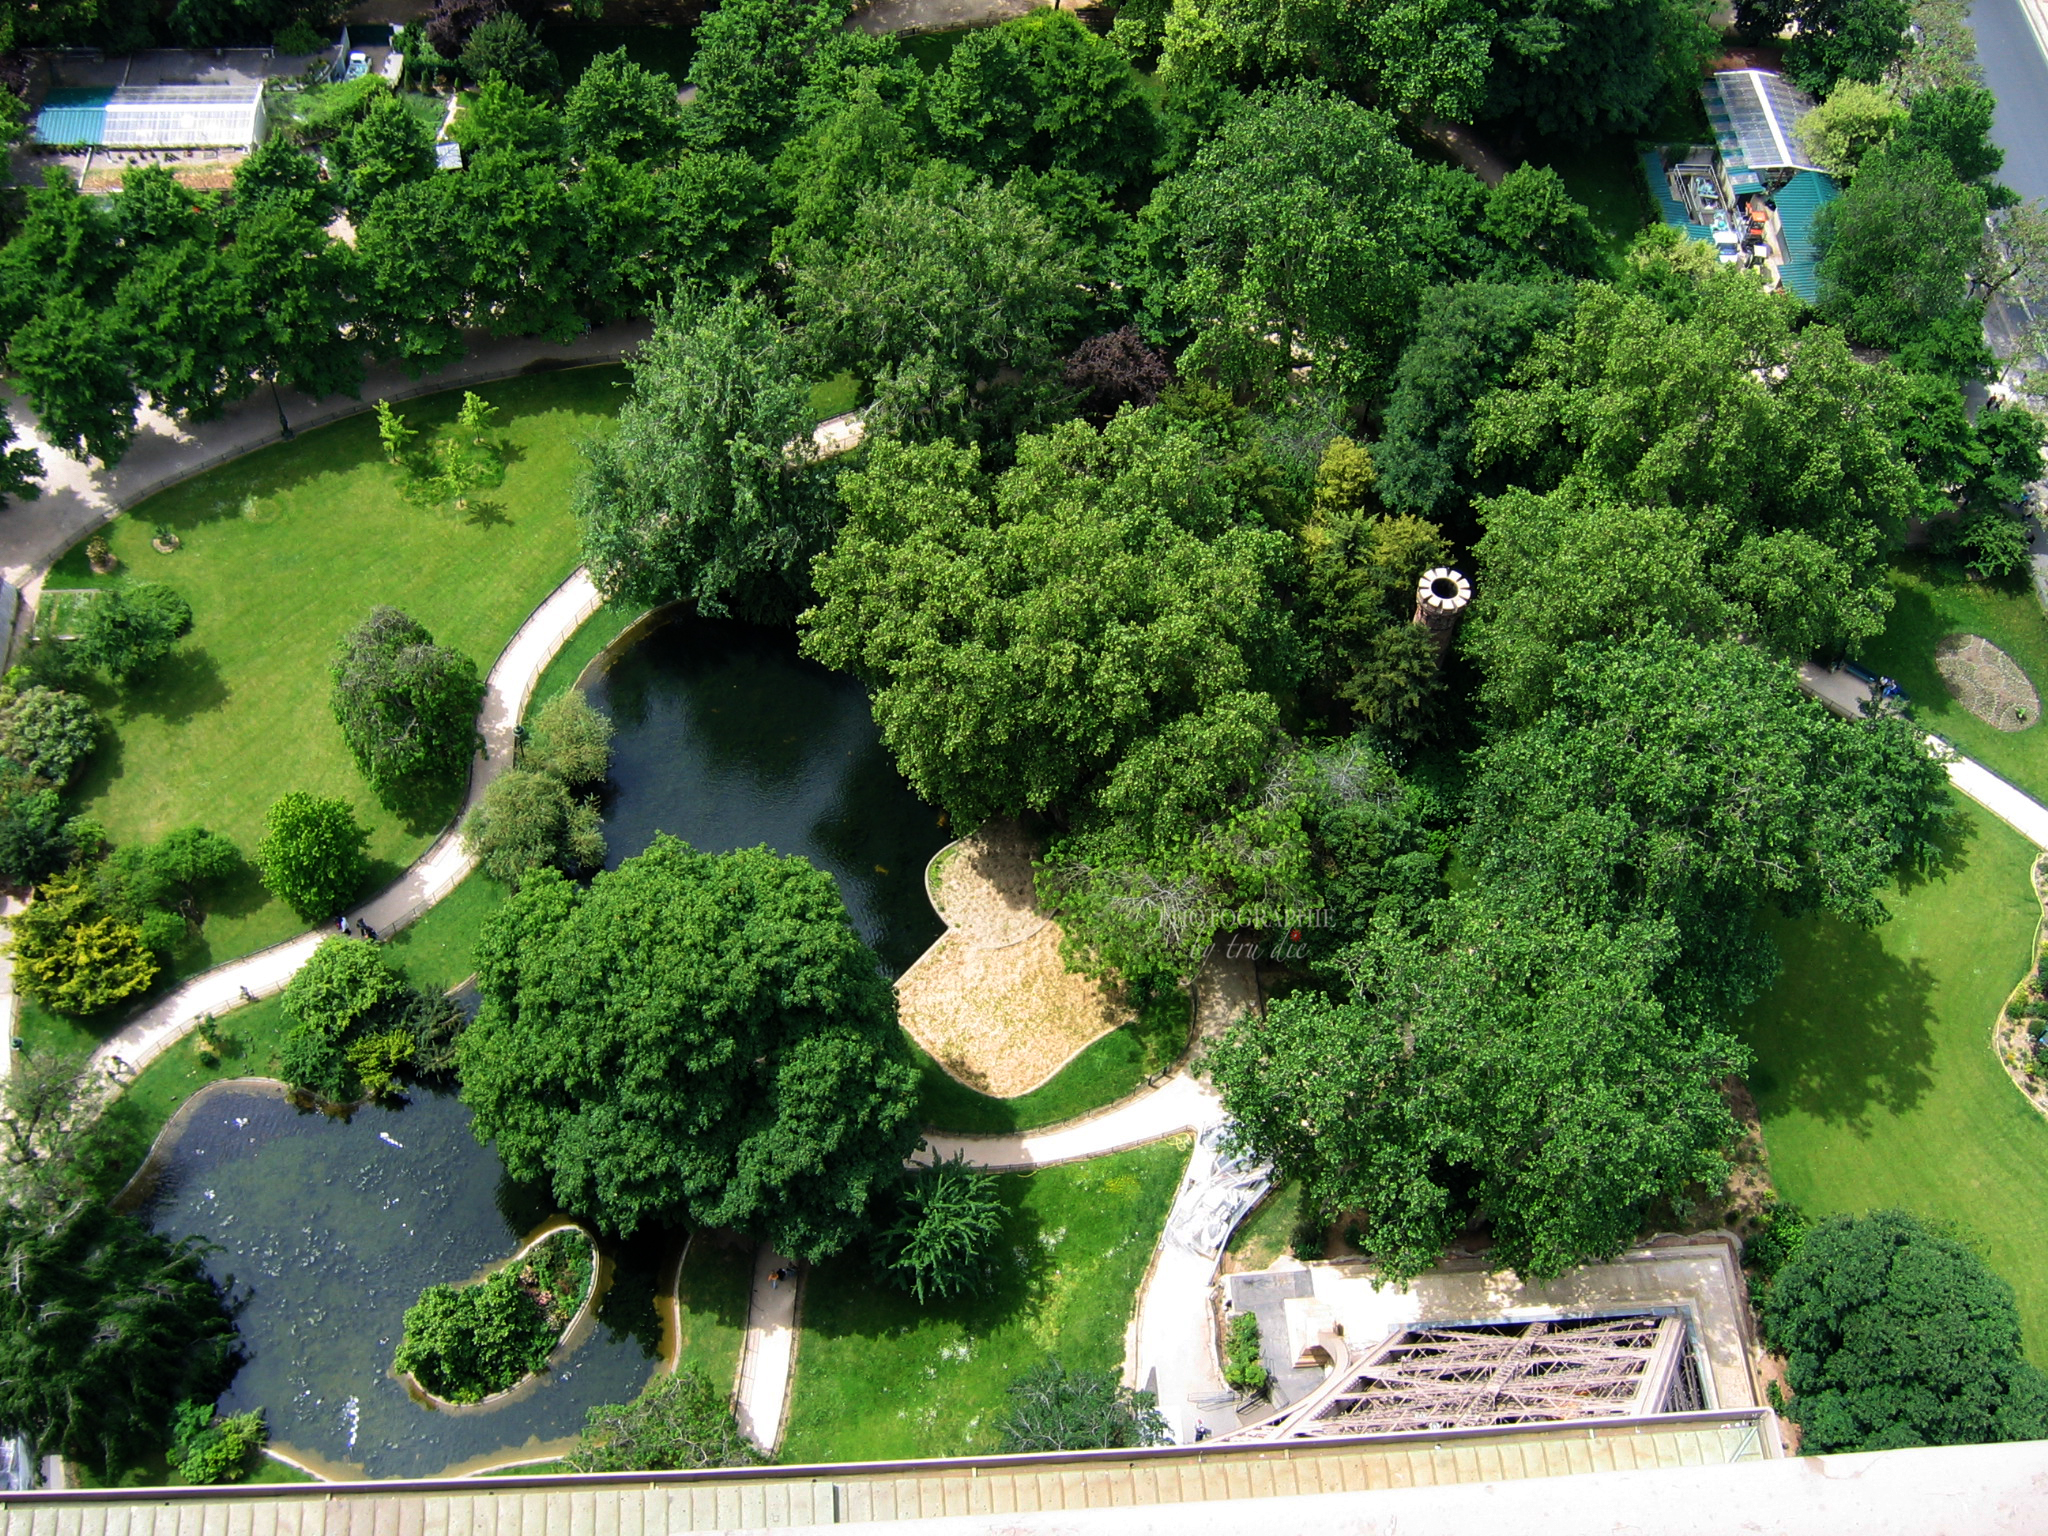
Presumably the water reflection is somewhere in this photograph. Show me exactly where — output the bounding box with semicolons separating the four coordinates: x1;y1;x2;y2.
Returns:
137;1087;670;1479
589;614;950;976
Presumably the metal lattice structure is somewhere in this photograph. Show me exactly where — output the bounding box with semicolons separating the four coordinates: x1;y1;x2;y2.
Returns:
1226;1313;1698;1442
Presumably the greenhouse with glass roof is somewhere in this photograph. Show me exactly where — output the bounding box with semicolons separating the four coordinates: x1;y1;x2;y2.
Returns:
31;84;267;150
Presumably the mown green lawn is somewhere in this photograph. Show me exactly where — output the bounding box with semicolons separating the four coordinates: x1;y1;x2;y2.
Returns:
1741;798;2048;1358
43;368;626;989
780;1140;1187;1464
1858;557;2048;803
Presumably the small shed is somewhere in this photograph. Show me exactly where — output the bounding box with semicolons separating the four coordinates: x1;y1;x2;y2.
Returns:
32;83;267;150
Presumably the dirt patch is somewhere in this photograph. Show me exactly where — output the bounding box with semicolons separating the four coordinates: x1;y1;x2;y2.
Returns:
898;819;1126;1096
1936;633;2041;731
928;819;1045;947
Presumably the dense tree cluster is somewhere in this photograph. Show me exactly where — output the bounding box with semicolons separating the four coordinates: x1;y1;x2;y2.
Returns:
459;837;922;1260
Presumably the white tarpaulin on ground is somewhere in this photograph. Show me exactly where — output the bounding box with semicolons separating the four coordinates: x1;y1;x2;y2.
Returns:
1165;1121;1272;1259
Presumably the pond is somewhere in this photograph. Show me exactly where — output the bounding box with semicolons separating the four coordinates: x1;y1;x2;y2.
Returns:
588;612;951;976
135;1086;672;1480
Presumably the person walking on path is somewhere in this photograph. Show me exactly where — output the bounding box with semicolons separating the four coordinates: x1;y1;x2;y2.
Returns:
338;915;351;936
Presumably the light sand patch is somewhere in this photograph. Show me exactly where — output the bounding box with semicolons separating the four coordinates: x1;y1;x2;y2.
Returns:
899;819;1128;1097
1936;633;2040;731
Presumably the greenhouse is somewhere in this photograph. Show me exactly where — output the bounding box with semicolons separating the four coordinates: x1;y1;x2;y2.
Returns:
31;83;267;149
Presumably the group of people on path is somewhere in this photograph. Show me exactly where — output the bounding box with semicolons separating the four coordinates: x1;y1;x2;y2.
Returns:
338;915;382;942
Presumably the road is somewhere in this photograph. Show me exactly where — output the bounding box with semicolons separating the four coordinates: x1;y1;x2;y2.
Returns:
1973;0;2048;202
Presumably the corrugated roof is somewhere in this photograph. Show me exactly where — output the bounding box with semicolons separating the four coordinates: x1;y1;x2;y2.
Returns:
1642;149;1714;241
30;87;111;146
1774;168;1840;303
0;1411;1776;1535
32;83;263;148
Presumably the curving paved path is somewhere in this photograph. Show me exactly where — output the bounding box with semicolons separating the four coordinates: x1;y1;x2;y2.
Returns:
87;568;602;1082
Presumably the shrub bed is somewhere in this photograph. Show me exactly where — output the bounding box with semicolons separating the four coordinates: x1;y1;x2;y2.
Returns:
393;1228;596;1404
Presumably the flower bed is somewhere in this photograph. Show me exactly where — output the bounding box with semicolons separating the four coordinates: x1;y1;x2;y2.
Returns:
393;1226;597;1405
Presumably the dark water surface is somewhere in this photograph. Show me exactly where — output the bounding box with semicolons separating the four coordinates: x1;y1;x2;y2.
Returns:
588;613;949;976
138;1088;669;1479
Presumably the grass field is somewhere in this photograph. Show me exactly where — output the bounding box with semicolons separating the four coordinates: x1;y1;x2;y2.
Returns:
672;1230;753;1387
1741;797;2048;1358
1226;1181;1301;1271
1858;557;2048;803
779;1140;1186;1464
42;368;625;987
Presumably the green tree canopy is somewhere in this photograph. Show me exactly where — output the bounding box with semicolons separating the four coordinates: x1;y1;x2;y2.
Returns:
73;582;192;686
1139;84;1466;397
460;767;605;887
1206;889;1743;1280
788;175;1087;442
1374;279;1579;530
567;1368;758;1472
0;1200;239;1479
1738;0;1911;94
1464;631;1953;965
0;685;96;785
330;607;485;797
1762;1210;2048;1452
799;408;1304;829
875;1154;1005;1303
576;293;833;619
565;48;686;163
925;9;1162;191
1470;265;1917;615
1816;143;1988;352
254;790;370;920
999;1358;1168;1452
459;837;921;1258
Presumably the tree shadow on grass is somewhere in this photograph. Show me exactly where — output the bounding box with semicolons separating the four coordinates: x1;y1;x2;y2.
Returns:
122;647;230;725
1742;910;1939;1132
375;772;469;841
460;499;510;529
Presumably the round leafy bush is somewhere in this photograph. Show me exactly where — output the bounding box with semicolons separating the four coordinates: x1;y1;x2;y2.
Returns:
254;791;369;920
0;686;97;785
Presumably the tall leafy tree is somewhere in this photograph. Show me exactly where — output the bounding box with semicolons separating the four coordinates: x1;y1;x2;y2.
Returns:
1763;1211;2048;1452
1464;630;1952;967
332;92;440;219
0;1201;239;1480
926;9;1162;191
1470;261;1918;641
1138;84;1466;397
565;47;687;162
576;293;833;619
330;607;485;797
1816;144;1988;353
1737;0;1911;94
1206;889;1745;1280
460;838;921;1258
789;176;1087;442
685;0;849;151
1374;279;1579;529
800;409;1303;828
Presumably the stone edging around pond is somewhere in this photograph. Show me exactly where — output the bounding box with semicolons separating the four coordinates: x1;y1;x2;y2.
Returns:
1993;853;2048;1118
396;1220;607;1416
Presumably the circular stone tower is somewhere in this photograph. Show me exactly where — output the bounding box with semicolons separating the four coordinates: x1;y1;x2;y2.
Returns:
1413;567;1472;655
